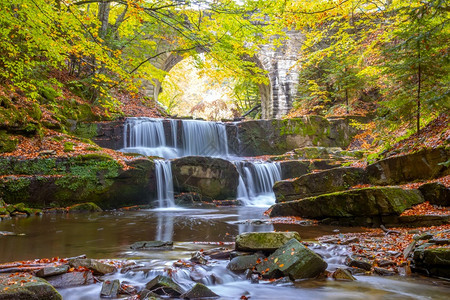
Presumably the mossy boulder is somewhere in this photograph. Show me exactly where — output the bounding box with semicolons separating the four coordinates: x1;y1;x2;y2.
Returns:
145;275;183;297
413;247;450;278
418;182;450;207
235;231;301;252
180;283;218;299
274;167;368;202
0;274;62;300
255;238;327;280
67;202;102;213
227;254;265;272
367;147;449;185
0;131;18;153
269;187;424;219
278;160;311;179
172;156;239;200
0;156;156;209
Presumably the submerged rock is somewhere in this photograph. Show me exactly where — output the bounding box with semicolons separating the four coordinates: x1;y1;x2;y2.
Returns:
274;167;368;202
130;241;173;250
172;156;239;200
235;232;301;252
180;283;219;299
255;238;327;280
269;187;424;219
0;275;62;300
145;275;183;297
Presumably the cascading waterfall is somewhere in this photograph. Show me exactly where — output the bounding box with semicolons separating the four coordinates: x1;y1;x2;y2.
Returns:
234;161;282;206
154;160;175;208
121;117;281;208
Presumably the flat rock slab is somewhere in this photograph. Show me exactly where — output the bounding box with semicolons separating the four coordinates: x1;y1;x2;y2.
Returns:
255;238;327;280
270;187;424;219
274;167;367;202
100;279;121;298
69;258;116;275
235;232;301;252
36;265;69;278
227;254;264;272
45;271;94;288
0;274;62;300
130;241;173;250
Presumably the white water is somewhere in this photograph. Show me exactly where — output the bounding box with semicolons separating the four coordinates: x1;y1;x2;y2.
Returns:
121;117;282;207
154;160;175;208
235;161;282;206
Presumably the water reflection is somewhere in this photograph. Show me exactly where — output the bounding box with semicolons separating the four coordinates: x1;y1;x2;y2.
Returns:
155;212;174;241
237;206;273;233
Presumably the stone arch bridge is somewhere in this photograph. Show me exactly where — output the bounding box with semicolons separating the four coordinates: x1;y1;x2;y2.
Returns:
143;30;304;119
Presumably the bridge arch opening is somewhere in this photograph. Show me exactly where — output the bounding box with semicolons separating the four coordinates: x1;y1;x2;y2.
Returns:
152;52;272;120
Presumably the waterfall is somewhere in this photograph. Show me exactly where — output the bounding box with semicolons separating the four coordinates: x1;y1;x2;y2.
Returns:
121;117;281;208
181;119;229;156
235;161;282;206
154;160;175;208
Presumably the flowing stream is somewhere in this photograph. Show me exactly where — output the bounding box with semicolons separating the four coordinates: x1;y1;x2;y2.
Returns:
1;209;448;299
121;117;281;207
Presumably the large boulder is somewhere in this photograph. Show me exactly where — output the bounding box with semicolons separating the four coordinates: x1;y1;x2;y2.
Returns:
235;232;301;252
0;274;62;300
68;258;116;275
278;161;311;179
227;254;264;272
413;247;450;279
0;156;157;209
269;187;424;219
418;182;450;206
367;147;449;185
274;167;368;202
255;239;327;280
145;275;183;297
180;283;218;299
172;156;239;200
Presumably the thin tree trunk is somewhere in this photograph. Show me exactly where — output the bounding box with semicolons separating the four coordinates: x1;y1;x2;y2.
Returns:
345;88;349;114
417;43;421;135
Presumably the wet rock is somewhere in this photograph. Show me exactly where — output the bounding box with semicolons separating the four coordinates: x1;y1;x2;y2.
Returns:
377;260;397;267
235;231;301;252
180;283;218;299
413;247;450;278
0;274;62;300
413;233;433;241
36;265;69;278
172;156;239;200
332;268;356;281
174;192;205;206
203;248;233;260
367;147;449;185
270;187;424;219
130;241;173;250
374;267;396;276
191;251;209;265
46;271;94;288
418;182;450;206
69;258;116;275
227;254;264;272
255;238;327;280
346;258;372;271
67;202;103;213
139;289;161;299
274;167;368;202
346;267;368;275
145;275;183;297
403;240;417;258
100;279;120;298
278;161;310;179
341;237;359;245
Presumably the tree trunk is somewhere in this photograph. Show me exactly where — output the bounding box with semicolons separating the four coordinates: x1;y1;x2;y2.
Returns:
345;88;349;114
97;1;111;39
417;42;421;135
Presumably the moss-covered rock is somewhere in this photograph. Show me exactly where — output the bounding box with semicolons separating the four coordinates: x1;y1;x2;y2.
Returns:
172;156;239;200
367;147;449;185
67;202;102;213
0;156;156;209
0;131;18;153
274;167;368;202
145;275;183;297
269;187;424;219
278;160;311;179
180;283;218;299
255;238;327;280
0;274;62;300
235;231;301;252
413;247;450;278
418;182;450;206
